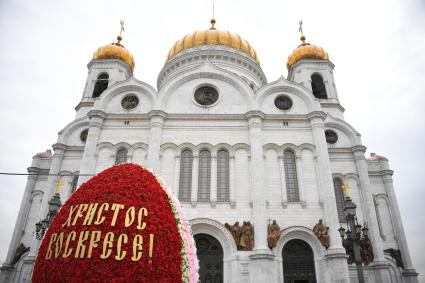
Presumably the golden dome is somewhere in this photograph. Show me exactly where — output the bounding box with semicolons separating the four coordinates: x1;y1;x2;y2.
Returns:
287;41;329;69
166;19;260;65
93;37;135;72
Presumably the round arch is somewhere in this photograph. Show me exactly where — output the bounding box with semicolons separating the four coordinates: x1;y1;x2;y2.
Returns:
275;226;327;283
190;218;237;283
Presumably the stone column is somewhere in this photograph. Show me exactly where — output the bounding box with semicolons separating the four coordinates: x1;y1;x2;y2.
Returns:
295;153;307;207
4;162;40;264
191;155;199;206
78;110;106;186
352;145;391;282
278;156;288;207
229;155;236;206
313;154;324;206
245;112;274;282
245;112;268;252
146;111;166;173
307;112;349;281
380;166;418;282
29;143;66;257
210;155;217;205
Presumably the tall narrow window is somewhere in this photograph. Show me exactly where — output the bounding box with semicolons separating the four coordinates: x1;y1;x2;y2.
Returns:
115;148;128;165
71;175;79;194
217;150;230;202
283;150;300;202
179;150;193;202
198;150;211;202
333;177;346;222
311;73;327;99
92;73;109;98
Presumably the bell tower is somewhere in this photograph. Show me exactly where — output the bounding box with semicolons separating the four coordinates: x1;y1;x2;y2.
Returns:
75;21;135;118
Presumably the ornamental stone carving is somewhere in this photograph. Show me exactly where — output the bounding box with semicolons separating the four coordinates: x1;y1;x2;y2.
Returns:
313;219;330;249
267;220;281;249
384;248;404;268
11;243;30;265
225;221;254;250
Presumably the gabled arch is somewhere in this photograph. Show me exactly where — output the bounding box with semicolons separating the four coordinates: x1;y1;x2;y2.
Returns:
93;76;157;113
325;114;362;146
57;117;89;145
255;76;320;113
157;59;255;110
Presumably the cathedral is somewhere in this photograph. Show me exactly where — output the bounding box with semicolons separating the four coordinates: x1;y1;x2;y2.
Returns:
0;19;419;283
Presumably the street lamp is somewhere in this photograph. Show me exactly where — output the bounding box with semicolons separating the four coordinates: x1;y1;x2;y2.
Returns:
338;182;369;283
35;178;63;240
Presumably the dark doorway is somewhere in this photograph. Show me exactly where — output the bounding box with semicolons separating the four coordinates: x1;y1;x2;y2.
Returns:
194;233;223;283
282;239;316;283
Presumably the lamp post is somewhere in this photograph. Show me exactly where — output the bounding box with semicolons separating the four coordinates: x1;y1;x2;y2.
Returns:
35;178;63;240
338;182;369;283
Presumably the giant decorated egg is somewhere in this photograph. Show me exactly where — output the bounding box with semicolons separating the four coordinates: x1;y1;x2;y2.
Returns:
33;164;198;282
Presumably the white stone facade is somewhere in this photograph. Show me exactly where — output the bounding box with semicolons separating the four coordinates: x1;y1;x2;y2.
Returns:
0;43;419;283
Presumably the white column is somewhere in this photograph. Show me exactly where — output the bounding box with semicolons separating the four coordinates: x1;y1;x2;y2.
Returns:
210;155;217;206
4;163;39;263
295;153;306;207
191;155;199;206
173;155;181;197
229;155;236;206
313;154;324;207
278;156;288;207
308;112;349;281
29;143;66;257
381;168;418;282
352;145;392;282
146;111;166;173
246;112;268;252
78;110;106;186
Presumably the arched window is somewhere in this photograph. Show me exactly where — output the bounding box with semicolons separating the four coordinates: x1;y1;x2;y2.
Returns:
333;177;346;222
198;150;211;202
92;73;109;98
283;150;299;202
311;73;327;99
71;175;79;194
217;150;230;202
115;148;128;165
178;150;193;202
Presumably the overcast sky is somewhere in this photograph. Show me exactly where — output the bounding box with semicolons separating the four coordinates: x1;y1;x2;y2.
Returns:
0;0;424;279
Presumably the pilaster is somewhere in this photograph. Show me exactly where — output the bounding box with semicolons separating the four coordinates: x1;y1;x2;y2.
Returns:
77;110;106;186
308;112;350;281
245;111;269;253
146;111;166;173
352;145;391;282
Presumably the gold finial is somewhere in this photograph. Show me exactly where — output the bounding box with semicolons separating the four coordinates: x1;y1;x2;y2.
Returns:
210;4;216;30
299;20;306;44
55;178;64;195
341;182;350;200
117;20;125;44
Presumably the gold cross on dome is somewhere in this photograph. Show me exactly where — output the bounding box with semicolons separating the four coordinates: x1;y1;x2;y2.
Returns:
55;178;64;195
341;182;350;200
119;20;125;36
299;20;306;43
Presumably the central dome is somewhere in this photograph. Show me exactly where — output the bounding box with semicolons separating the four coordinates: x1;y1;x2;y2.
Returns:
165;19;260;65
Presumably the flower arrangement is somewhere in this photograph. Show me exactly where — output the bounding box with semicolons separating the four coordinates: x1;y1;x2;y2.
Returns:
32;163;198;282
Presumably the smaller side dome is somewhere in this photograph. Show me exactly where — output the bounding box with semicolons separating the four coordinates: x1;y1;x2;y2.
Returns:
287;42;329;69
93;41;135;72
287;22;329;69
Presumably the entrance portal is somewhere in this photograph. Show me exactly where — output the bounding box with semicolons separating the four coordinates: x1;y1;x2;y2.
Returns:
282;239;316;283
195;233;224;283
